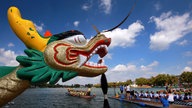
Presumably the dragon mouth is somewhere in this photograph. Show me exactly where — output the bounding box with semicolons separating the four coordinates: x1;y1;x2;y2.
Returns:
78;45;108;68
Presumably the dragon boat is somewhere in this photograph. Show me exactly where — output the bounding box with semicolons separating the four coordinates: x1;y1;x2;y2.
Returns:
0;6;110;106
0;2;135;107
66;88;96;99
109;96;192;108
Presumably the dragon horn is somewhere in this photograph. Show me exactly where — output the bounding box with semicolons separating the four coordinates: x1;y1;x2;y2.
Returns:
103;2;136;33
92;25;100;34
7;6;50;52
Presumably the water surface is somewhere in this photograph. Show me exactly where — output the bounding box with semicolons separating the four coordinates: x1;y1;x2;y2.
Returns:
3;88;164;108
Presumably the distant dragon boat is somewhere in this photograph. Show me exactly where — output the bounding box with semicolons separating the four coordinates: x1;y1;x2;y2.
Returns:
66;88;96;99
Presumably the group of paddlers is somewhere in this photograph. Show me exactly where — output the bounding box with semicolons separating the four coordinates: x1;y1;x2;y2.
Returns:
117;85;192;107
67;88;91;96
136;89;191;102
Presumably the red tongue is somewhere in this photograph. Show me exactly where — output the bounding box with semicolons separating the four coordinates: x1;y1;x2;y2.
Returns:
96;47;107;58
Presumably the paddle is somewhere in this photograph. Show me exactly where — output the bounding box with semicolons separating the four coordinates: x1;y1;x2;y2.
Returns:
101;73;110;108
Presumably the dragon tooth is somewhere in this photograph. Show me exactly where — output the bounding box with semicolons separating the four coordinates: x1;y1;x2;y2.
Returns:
104;45;108;51
95;47;99;52
78;54;87;67
89;62;92;65
92;50;96;54
98;45;102;49
94;63;97;66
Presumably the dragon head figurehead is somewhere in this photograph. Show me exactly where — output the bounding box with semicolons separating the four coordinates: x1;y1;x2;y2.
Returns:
7;3;134;84
45;30;111;77
7;6;111;84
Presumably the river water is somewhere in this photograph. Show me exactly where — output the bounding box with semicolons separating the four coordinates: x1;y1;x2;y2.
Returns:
3;87;165;108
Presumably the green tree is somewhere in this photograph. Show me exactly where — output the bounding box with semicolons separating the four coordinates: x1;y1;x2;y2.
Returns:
135;77;149;86
125;79;133;85
180;71;192;87
85;84;93;88
149;76;156;86
154;74;167;86
166;75;178;86
108;82;116;87
73;84;80;88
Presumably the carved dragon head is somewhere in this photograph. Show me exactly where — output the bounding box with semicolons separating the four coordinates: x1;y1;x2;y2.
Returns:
44;31;111;77
7;5;134;84
7;7;112;84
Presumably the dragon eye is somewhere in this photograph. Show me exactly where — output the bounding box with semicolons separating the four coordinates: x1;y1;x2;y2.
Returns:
64;34;87;46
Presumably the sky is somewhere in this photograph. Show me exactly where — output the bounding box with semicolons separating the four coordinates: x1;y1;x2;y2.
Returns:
0;0;192;85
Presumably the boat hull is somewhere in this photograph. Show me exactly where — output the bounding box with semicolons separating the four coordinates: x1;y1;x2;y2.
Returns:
109;96;192;108
66;92;96;99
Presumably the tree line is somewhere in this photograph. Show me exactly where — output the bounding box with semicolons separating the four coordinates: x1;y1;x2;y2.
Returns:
31;83;93;88
93;71;192;88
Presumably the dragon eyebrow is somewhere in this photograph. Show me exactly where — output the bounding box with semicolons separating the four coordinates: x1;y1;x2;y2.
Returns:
53;30;85;40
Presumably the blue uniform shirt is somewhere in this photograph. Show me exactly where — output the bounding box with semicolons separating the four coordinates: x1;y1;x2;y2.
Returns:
160;97;169;107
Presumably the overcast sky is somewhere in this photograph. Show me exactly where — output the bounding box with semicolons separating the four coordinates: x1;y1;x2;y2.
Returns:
1;0;192;85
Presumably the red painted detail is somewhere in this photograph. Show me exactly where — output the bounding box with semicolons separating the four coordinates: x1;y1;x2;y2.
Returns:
53;43;77;66
52;37;111;68
78;36;81;43
74;37;78;43
66;48;77;61
44;30;52;37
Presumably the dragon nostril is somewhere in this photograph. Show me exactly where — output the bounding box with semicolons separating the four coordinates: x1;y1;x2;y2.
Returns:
104;38;111;46
104;39;108;43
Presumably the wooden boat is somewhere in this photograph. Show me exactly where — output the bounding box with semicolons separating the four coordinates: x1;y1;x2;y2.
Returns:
109;96;162;108
109;96;192;108
66;92;96;99
66;88;96;99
